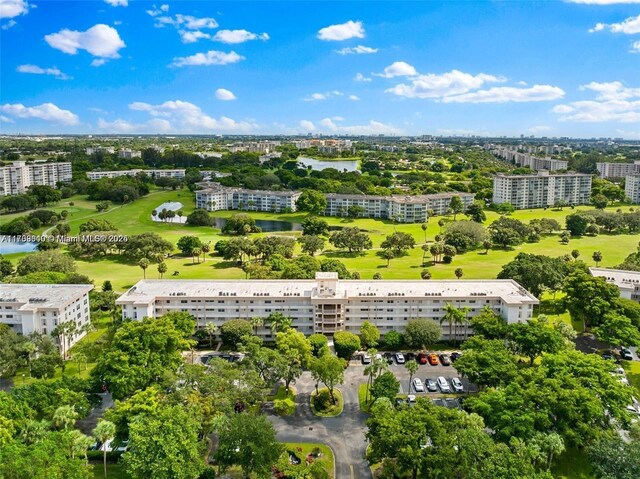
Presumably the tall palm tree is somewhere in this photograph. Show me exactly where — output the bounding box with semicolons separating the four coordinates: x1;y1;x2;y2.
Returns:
22;341;36;377
461;307;472;340
201;242;211;262
204;321;218;348
250;316;264;335
421;222;428;243
442;304;459;341
138;258;150;279
268;312;292;334
53;405;78;430
93;420;116;479
157;262;167;279
405;360;419;386
69;429;93;460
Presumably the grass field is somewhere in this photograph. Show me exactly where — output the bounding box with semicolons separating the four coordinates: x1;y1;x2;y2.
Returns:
358;383;373;413
91;463;128;479
269;385;297;416
284;442;335;479
3;189;639;291
551;448;594;479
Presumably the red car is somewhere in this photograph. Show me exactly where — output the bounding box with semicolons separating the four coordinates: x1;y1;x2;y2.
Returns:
417;353;428;364
428;353;439;366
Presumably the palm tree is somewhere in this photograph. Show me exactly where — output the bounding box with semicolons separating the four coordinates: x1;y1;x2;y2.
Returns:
152;210;157;219
201;242;211;262
421;222;428;243
22;341;36;377
52;321;77;360
461;306;472;340
204;321;218;348
157;262;167;279
93;420;116;479
443;303;463;341
455;268;464;279
250;316;264;335
405;360;419;386
177;210;183;222
593;251;602;266
69;429;93;460
268;312;292;334
21;419;48;445
138;258;150;278
53;405;78;430
192;247;201;264
421;243;430;265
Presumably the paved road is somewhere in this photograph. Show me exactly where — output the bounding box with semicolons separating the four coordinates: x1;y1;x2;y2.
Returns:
267;371;371;479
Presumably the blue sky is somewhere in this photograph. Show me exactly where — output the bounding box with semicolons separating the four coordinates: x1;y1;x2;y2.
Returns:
0;0;639;137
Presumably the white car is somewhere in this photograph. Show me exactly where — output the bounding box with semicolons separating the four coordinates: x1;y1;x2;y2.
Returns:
451;377;464;393
437;376;451;393
395;353;406;364
412;378;425;393
407;394;416;403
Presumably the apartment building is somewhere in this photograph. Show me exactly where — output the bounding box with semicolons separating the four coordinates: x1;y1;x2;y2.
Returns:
196;184;300;213
226;141;281;154
596;162;639;179
116;272;538;340
86;169;186;180
118;149;142;159
486;145;568;171
493;171;592;209
86;147;115;155
0;161;72;196
0;284;93;354
259;152;283;164
625;174;640;204
590;268;640;302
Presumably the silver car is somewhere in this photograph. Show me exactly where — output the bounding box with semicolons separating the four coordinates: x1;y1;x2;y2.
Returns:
451;377;464;393
437;376;451;393
412;378;425;393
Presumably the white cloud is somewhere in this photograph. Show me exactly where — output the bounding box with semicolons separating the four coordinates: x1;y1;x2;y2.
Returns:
386;69;504;98
45;24;126;61
374;61;418;78
314;119;401;135
215;88;237;101
336;45;377;55
0;115;14;123
91;58;108;67
104;0;127;7
170;50;244;67
97;117;172;133
0;102;79;125
554;81;640;122
16;64;71;80
299;120;316;131
529;125;553;134
179;30;212;43
441;84;565;103
589;14;640;34
0;0;31;19
303;91;343;102
1;19;16;29
632;40;640;52
354;72;372;82
146;4;169;17
349;95;360;101
317;20;365;41
151;13;218;30
213;29;270;44
128;100;258;132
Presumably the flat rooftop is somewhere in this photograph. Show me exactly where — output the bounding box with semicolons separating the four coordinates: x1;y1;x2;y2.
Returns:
0;284;93;310
590;267;640;290
117;278;538;306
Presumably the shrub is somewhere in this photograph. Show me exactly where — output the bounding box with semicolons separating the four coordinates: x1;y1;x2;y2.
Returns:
333;331;361;360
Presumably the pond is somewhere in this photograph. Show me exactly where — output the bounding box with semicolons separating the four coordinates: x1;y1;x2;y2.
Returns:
211;217;302;232
298;156;359;172
151;202;186;224
0;236;38;254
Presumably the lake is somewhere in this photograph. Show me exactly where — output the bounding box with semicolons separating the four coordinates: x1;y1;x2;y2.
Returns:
0;236;38;254
211;218;302;232
151;201;186;224
298;157;359;172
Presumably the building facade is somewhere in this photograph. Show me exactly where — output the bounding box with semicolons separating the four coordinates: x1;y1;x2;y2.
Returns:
86;169;186;180
486;145;568;171
118;149;142;159
0;284;93;354
590;268;640;302
0;161;72;196
596;162;640;179
116;272;538;340
493;171;592;209
195;184;300;213
625;174;640;204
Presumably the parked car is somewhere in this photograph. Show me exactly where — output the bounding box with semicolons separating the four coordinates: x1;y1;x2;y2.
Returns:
405;352;416;361
620;347;633;361
375;353;384;361
451;377;464;393
113;440;129;453
425;378;438;392
412;378;425;393
407;394;416;403
450;352;462;362
428;353;439;365
417;353;428;364
439;354;451;366
437;376;451;393
361;353;372;365
395;353;406;364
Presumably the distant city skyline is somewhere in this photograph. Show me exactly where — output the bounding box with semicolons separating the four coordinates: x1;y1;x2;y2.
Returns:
0;0;639;138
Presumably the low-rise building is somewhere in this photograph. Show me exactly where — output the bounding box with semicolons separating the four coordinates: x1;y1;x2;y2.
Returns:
486;145;568;171
118;149;142;159
625;174;640;204
493;171;592;209
196;184;300;213
86;146;115;155
86;169;186;180
0;284;93;354
116;272;538;340
0;161;72;196
590;267;640;302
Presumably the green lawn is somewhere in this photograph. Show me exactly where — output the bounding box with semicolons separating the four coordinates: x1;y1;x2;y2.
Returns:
4;190;639;291
622;360;640;396
284;442;335;479
310;388;343;417
91;463;128;479
551;448;594;479
269;385;297;416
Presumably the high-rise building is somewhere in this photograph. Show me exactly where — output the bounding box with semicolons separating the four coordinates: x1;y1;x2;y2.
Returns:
0;161;72;196
596;162;639;179
625;174;640;204
0;284;93;354
493;171;592;209
116;272;538;340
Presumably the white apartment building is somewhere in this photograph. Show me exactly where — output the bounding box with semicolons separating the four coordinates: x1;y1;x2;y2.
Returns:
625;174;640;204
86;147;115;155
0;161;72;196
116;272;538;339
118;149;142;159
0;284;93;354
196;184;300;213
259;152;283;164
86;169;186;180
596;162;639;179
487;146;568;171
493;171;592;209
590;268;640;302
226;141;281;154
